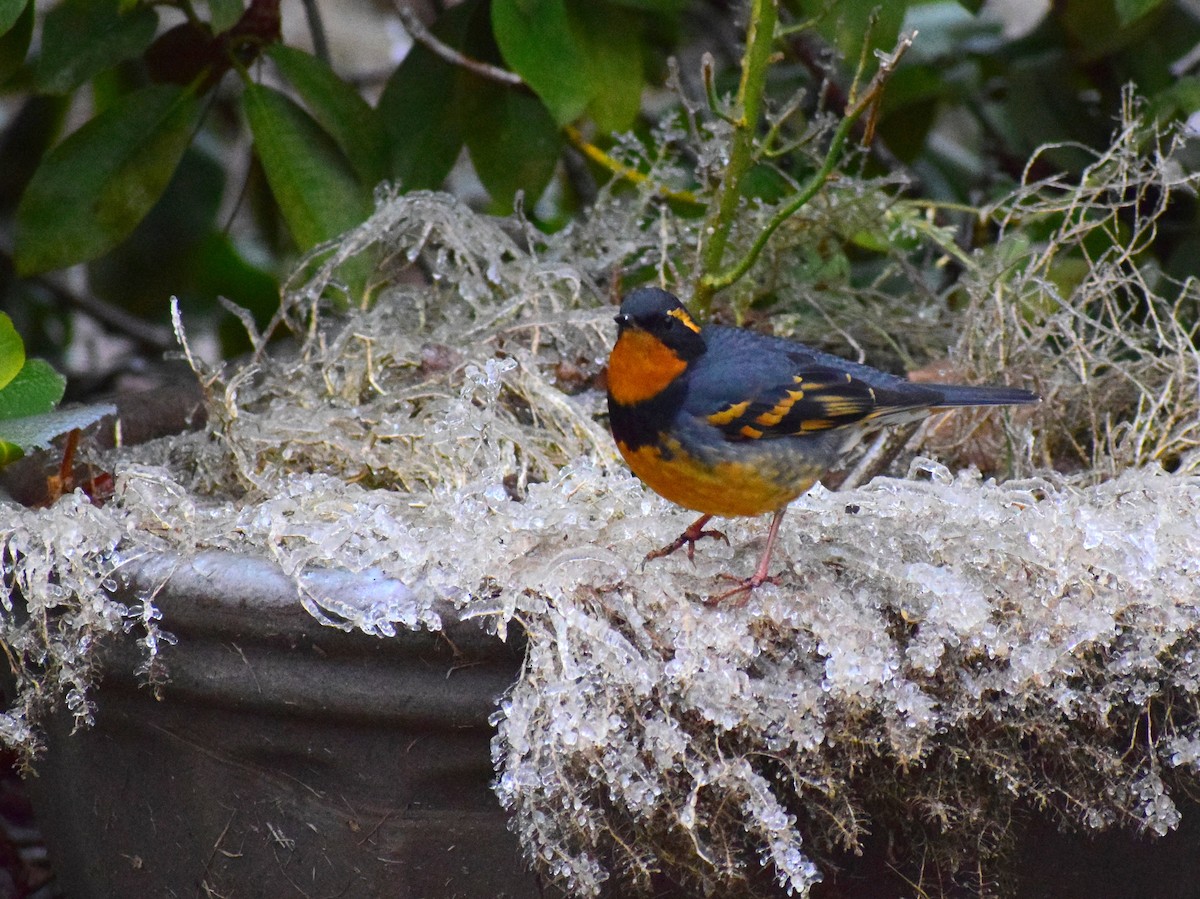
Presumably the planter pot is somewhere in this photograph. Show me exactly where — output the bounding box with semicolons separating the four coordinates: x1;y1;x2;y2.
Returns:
25;551;539;898
22;550;1200;899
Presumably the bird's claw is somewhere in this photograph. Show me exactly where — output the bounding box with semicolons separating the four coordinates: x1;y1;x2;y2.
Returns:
644;521;728;565
705;571;782;607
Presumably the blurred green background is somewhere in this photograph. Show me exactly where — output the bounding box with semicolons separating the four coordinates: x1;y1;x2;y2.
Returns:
1;0;1197;395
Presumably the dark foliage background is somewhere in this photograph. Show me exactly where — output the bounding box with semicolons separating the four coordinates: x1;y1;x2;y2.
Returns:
0;0;1197;385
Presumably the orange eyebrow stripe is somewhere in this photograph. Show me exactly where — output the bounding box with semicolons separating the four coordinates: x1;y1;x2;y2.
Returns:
668;307;702;333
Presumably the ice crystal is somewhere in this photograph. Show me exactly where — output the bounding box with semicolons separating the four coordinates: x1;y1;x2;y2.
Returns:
3;101;1200;896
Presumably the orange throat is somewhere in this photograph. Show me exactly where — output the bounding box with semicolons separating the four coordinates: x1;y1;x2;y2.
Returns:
607;329;688;405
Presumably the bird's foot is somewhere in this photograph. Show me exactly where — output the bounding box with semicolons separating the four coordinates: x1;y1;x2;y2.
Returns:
644;515;728;565
705;571;782;607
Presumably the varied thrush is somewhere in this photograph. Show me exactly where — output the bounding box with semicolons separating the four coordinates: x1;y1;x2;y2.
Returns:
606;287;1039;603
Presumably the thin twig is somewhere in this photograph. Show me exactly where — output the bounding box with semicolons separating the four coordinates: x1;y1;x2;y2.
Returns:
30;271;175;351
564;126;704;207
393;3;524;86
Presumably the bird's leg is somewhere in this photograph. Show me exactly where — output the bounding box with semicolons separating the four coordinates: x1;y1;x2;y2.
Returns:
644;514;729;564
707;507;787;606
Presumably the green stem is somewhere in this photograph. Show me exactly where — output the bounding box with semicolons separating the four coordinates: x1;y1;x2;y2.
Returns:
701;111;856;295
692;0;778;318
699;31;916;300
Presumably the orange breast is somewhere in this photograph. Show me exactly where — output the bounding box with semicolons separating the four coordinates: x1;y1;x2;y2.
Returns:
616;436;814;517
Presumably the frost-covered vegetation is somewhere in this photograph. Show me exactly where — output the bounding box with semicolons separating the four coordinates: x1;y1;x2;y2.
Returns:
3;93;1200;898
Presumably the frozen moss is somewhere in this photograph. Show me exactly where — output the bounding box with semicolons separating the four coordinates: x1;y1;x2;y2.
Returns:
1;102;1199;896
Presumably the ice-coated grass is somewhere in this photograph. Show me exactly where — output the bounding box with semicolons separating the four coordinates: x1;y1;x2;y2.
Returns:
2;101;1199;896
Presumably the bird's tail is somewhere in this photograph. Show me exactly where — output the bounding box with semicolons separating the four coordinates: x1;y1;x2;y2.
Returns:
930;384;1039;407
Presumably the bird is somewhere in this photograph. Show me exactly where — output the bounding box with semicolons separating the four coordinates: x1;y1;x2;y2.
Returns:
605;287;1039;604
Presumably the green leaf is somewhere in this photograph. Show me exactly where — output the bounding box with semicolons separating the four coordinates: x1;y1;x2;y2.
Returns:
267;44;387;186
194;232;280;322
0;442;22;466
36;0;158;94
0;0;32;86
87;146;225;316
378;3;475;191
796;0;909;61
0;403;116;454
902;2;1004;62
0;94;68;213
875;65;943;162
953;0;984;13
209;0;245;32
1114;0;1164;26
1148;75;1200;121
492;0;590;124
0;359;66;420
1000;52;1105;164
465;82;561;213
378;46;463;190
1059;0;1164;60
568;0;644;132
739;163;792;204
0;313;25;389
15;84;201;275
493;0;646;131
604;0;684;10
0;0;27;36
242;82;371;249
